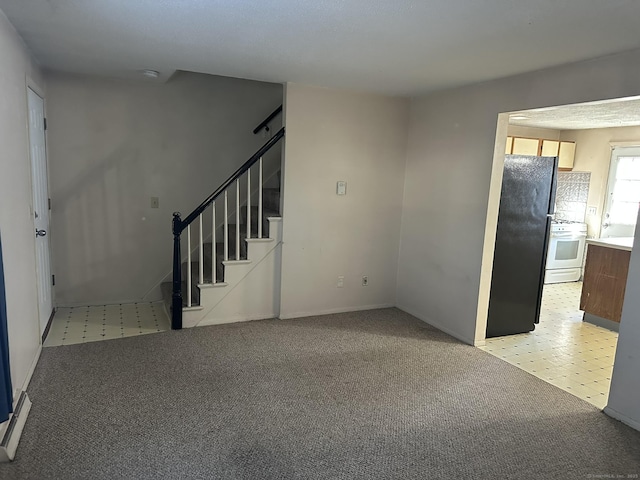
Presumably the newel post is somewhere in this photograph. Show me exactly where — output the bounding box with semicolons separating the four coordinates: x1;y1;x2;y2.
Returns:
171;212;183;330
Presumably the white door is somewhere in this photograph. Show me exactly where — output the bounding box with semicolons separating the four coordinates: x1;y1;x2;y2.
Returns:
602;147;640;238
27;88;53;335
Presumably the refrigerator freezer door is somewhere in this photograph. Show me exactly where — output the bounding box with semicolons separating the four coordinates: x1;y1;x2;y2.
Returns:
486;155;558;338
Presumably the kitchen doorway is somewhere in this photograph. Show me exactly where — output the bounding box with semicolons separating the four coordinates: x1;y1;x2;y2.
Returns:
476;97;640;409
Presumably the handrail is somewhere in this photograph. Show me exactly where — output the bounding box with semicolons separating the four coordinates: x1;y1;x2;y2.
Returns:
252;105;283;135
176;127;285;233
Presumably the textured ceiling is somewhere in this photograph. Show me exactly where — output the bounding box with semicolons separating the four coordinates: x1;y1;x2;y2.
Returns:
2;0;640;95
510;97;640;130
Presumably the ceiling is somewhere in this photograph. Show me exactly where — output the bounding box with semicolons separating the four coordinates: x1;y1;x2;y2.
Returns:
2;0;640;96
510;97;640;130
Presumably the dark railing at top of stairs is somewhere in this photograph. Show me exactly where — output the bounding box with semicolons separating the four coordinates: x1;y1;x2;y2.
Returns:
253;105;283;135
171;127;285;329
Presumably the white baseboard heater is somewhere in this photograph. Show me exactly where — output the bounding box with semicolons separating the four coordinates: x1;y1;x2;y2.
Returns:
0;391;32;462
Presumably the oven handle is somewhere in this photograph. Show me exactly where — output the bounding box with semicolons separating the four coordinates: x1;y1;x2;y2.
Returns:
550;232;587;239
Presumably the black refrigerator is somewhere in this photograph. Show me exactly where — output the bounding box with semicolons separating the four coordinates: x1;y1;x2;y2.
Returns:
486;154;558;338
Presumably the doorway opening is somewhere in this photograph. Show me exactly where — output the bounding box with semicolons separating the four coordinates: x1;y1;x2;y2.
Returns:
477;96;640;409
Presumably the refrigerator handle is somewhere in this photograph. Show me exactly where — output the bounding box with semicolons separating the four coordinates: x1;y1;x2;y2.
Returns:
547;156;559;214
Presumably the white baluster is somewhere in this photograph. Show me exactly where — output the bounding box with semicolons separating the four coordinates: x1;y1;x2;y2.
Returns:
212;201;216;284
198;214;204;285
224;191;229;262
187;224;192;307
258;156;263;239
236;179;240;260
247;168;251;239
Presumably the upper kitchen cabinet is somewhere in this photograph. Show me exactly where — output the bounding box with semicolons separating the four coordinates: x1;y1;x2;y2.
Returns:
541;139;576;170
505;136;513;155
558;141;576;170
511;137;540;156
541;140;559;156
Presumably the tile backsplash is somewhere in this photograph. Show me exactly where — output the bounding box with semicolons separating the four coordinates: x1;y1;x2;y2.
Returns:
555;171;591;222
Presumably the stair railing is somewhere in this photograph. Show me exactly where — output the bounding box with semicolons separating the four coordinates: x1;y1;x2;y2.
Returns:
253;105;283;135
171;127;285;329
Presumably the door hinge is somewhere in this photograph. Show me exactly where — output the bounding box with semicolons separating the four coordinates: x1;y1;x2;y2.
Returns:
52;275;55;286
48;198;51;210
44;118;47;131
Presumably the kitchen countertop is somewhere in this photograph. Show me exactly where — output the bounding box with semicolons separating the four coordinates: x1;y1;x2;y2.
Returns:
586;237;634;252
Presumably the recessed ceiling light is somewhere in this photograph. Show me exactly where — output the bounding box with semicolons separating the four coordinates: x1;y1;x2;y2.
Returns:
141;69;160;79
511;114;529;120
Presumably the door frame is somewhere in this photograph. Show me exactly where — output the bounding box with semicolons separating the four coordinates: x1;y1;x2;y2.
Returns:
476;98;640;346
25;77;55;343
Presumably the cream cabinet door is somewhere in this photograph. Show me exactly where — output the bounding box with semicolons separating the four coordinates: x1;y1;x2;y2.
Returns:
541;140;559;157
512;137;540;156
558;141;576;169
505;136;513;155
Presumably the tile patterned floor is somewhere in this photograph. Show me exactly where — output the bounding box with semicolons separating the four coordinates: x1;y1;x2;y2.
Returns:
44;302;170;347
479;281;618;410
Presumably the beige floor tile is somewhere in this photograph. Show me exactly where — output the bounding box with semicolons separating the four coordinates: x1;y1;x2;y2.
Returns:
44;302;169;347
480;281;618;408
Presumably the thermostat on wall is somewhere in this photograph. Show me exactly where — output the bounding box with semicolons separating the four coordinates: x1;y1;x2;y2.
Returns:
336;181;347;195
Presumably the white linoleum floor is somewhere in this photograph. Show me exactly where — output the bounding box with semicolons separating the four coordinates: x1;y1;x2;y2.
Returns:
479;281;618;409
44;302;170;347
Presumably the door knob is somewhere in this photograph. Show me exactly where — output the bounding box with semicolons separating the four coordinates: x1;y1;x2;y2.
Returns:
35;229;47;237
602;223;610;229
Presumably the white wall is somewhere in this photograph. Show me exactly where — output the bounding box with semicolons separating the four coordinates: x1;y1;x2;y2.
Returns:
606;214;640;429
0;11;45;394
280;84;409;318
45;71;282;306
397;48;640;428
560;126;640;237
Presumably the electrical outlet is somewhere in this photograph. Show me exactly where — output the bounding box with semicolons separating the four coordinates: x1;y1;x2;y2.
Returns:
151;197;160;209
362;275;369;286
337;276;344;288
587;206;597;216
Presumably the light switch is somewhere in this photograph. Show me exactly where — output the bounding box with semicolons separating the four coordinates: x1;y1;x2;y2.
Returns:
336;181;347;195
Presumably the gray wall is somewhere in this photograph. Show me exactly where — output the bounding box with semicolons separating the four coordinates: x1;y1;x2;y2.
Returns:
0;11;45;393
280;84;409;318
46;71;282;306
607;213;640;429
397;48;640;428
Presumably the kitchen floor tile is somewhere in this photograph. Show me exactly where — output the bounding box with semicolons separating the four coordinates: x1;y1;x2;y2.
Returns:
480;281;618;409
43;302;170;347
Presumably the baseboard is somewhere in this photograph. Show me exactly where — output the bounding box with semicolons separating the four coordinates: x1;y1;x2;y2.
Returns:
197;312;277;327
396;304;475;345
22;344;42;392
279;303;395;320
41;309;55;344
56;298;156;308
604;406;640;432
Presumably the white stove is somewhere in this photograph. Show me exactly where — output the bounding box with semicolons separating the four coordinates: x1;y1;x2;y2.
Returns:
545;221;588;284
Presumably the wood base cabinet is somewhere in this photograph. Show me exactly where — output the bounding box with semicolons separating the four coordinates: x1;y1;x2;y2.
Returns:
580;245;631;323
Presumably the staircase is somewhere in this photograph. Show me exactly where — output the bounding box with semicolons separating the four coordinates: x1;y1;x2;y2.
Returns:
161;108;284;329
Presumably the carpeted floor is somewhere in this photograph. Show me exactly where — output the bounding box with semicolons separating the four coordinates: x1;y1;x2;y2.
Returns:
2;308;640;479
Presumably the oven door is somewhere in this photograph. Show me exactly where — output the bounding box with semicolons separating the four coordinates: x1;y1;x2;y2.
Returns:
546;232;586;269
